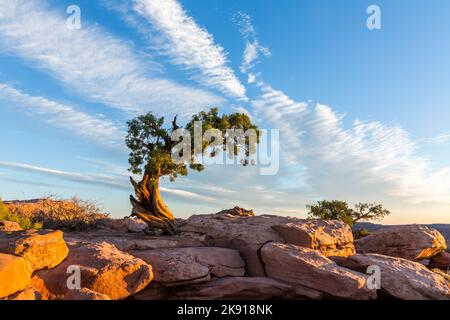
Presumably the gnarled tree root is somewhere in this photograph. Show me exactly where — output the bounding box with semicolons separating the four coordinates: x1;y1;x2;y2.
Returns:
129;174;177;235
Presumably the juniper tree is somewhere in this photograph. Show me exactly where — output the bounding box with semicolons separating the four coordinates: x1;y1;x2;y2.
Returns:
126;108;260;235
306;200;391;227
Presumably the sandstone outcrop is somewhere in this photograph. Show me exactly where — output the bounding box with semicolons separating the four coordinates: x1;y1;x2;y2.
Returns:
0;230;68;271
0;253;32;299
179;214;293;276
333;253;450;300
261;242;376;300
130;247;245;286
3;210;450;301
32;241;153;300
272;219;355;257
355;225;446;261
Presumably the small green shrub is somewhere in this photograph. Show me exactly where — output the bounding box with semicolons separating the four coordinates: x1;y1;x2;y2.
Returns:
0;199;42;230
306;200;391;227
353;228;370;240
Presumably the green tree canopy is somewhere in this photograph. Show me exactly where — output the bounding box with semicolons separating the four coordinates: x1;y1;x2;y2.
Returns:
125;108;260;234
306;200;391;227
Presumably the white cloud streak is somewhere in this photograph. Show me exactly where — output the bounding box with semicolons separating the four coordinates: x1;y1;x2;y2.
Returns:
253;85;450;204
233;12;271;74
107;0;246;100
0;161;214;202
0;0;221;116
423;133;450;145
0;83;124;147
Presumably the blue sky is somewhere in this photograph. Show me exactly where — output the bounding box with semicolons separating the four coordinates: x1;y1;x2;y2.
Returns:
1;0;449;223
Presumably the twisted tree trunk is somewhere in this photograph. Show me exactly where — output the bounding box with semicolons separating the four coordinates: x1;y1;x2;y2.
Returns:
129;173;177;235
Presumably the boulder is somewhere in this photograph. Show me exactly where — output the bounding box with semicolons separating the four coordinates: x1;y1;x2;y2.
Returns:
171;277;295;300
64;288;111;300
130;247;245;286
260;242;376;300
355;225;446;261
0;221;23;232
179;214;295;276
333;253;450;300
0;230;69;271
32;241;153;300
0;253;32;299
272;219;355;257
2;286;41;300
429;252;450;270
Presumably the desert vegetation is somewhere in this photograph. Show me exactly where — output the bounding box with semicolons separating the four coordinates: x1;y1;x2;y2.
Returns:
306;200;391;227
3;196;108;231
0;199;42;230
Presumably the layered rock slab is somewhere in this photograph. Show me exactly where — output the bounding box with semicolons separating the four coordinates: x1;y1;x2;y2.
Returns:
333;253;450;300
179;214;293;276
272;219;355;257
355;225;446;261
130;247;245;286
261;242;376;300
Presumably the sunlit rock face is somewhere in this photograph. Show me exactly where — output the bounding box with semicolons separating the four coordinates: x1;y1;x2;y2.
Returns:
261;242;376;300
272;219;355;258
333;253;450;300
0;230;68;271
32;241;153;300
355;225;447;261
0;253;32;299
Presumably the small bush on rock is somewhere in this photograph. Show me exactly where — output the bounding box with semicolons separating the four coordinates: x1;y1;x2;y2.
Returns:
307;200;391;227
353;228;370;240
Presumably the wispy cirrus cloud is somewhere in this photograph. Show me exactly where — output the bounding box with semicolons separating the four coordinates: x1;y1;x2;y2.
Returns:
0;0;221;115
0;161;215;202
422;133;450;145
104;0;247;100
233;12;271;78
0;83;124;147
253;85;450;204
